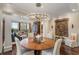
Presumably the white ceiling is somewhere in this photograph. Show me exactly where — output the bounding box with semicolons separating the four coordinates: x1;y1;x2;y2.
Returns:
0;3;79;18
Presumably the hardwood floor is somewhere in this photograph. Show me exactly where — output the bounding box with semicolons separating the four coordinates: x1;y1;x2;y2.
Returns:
0;44;79;55
60;44;79;55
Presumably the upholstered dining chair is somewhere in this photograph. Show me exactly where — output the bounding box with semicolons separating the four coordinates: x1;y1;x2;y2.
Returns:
20;38;31;53
52;39;62;55
42;39;62;55
15;37;34;55
64;33;78;48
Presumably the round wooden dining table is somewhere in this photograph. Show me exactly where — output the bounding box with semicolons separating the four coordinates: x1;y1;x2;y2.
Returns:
21;37;55;55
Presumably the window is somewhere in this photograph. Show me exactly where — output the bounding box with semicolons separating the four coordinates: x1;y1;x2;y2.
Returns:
11;22;19;30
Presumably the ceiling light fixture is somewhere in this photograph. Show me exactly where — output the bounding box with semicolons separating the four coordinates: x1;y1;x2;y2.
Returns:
2;4;13;15
29;13;48;21
72;9;76;12
36;3;42;7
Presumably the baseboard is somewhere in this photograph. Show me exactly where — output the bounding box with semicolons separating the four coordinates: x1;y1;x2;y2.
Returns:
3;42;15;52
4;45;12;52
1;42;15;53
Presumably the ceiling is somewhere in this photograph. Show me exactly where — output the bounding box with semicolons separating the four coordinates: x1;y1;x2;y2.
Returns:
0;3;79;18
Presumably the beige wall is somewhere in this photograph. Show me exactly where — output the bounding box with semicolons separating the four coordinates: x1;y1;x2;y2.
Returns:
68;13;79;36
49;12;79;46
68;12;79;46
4;15;12;52
0;15;3;53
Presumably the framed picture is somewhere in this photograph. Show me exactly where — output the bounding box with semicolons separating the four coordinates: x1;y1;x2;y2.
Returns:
55;18;68;37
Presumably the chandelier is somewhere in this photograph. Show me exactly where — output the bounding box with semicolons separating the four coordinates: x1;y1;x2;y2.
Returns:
29;13;48;21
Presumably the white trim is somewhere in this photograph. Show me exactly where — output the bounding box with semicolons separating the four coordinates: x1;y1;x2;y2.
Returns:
4;45;12;52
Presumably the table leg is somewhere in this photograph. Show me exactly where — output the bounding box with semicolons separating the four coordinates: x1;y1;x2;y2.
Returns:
34;50;42;55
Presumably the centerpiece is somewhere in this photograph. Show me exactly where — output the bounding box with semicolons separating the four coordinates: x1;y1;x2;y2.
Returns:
35;34;43;43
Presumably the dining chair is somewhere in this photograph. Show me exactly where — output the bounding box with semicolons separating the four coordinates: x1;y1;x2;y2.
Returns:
42;39;62;55
15;37;34;55
64;33;78;48
20;38;31;54
52;39;62;55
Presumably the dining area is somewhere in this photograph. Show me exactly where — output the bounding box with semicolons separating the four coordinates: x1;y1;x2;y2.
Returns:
10;10;66;55
1;3;79;55
12;15;63;55
14;34;63;55
0;2;79;59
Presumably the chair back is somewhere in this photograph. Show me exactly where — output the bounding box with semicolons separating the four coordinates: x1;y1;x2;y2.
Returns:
70;33;77;41
15;37;21;55
53;39;62;55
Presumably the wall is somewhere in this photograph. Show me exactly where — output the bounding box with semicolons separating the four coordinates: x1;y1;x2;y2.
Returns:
68;12;79;46
50;12;79;46
0;15;3;53
68;13;79;36
49;19;55;39
4;15;12;52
